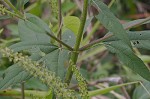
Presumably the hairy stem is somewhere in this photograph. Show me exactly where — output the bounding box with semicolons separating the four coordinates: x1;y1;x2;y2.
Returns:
65;0;88;84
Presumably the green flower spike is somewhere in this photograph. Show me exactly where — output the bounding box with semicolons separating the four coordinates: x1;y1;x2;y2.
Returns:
48;0;58;16
0;47;78;99
72;63;89;99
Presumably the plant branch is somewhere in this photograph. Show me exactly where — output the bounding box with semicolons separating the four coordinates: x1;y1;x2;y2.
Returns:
80;34;113;51
6;11;24;20
89;81;139;97
3;0;23;17
46;32;73;51
79;16;150;51
125;17;150;29
0;5;25;20
0;90;48;98
65;0;88;84
57;0;62;40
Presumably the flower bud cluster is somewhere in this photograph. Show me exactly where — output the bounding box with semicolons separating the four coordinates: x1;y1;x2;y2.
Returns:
0;4;7;15
49;0;58;16
0;47;78;99
72;65;89;99
0;4;15;18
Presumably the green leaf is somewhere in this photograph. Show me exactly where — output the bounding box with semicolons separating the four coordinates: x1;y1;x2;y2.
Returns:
39;49;70;80
0;64;30;90
0;54;43;90
3;13;76;87
133;81;150;99
92;0;150;81
10;42;68;79
104;40;150;81
89;81;138;97
9;32;75;80
92;0;131;47
63;16;80;35
18;13;50;42
29;1;43;16
0;16;11;20
10;41;58;54
25;78;48;91
7;24;18;36
62;29;76;47
105;31;150;50
17;0;29;10
62;1;76;13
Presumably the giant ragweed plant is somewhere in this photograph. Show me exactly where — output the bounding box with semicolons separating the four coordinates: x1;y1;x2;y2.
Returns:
0;0;150;99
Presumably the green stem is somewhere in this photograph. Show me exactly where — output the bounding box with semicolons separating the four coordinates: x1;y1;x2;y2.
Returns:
125;17;150;29
3;0;23;17
57;0;62;40
65;0;88;84
80;34;113;51
89;81;139;97
0;90;48;98
46;32;73;51
4;9;25;20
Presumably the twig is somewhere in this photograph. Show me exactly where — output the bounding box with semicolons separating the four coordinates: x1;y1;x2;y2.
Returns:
57;0;62;40
46;32;73;51
3;0;23;17
79;17;150;51
0;90;48;98
80;34;113;51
